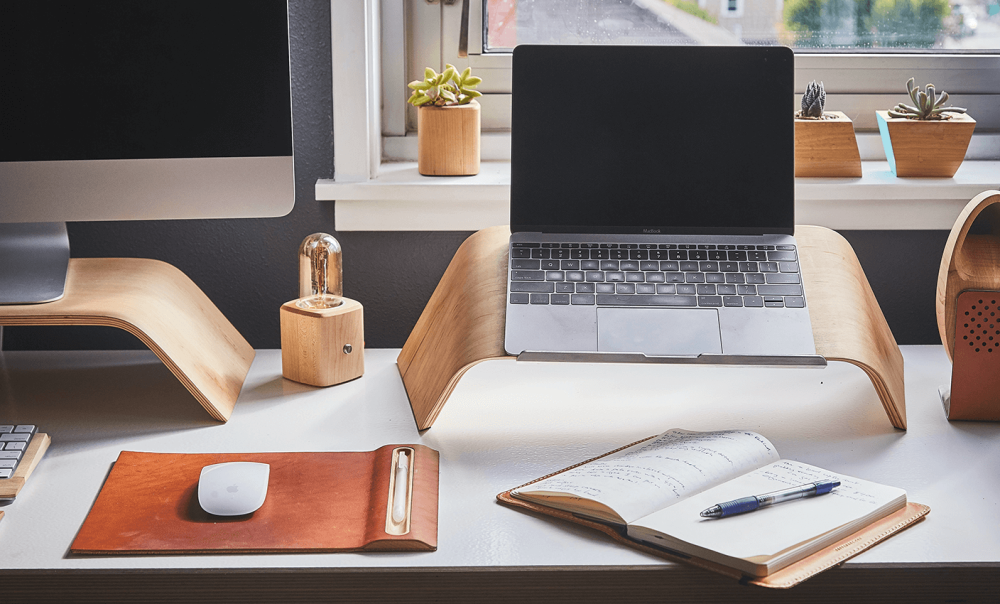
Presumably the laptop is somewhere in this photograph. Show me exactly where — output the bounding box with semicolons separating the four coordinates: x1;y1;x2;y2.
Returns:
504;45;819;363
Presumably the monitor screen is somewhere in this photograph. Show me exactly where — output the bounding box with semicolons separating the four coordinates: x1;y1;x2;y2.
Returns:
0;0;294;222
510;45;794;236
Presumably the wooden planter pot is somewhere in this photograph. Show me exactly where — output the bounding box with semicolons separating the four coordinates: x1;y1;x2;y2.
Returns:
417;100;480;176
876;111;976;177
794;111;862;178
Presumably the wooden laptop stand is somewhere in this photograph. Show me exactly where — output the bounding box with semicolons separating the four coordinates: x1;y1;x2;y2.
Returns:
398;225;905;431
0;258;254;422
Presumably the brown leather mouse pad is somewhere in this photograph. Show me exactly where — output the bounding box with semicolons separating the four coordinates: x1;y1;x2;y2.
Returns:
71;445;438;555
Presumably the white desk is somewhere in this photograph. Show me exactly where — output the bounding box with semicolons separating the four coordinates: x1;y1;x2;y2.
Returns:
0;347;997;602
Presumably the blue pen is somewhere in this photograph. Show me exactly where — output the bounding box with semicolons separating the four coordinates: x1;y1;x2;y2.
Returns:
699;480;841;519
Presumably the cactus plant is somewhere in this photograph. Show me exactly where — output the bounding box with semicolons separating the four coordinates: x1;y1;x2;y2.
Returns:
888;78;967;120
408;64;482;107
799;80;826;118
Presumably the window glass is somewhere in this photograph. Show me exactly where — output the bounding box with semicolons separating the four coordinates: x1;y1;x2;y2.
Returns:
484;0;1000;50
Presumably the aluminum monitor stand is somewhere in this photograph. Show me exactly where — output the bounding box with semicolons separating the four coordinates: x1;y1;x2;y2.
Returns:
0;223;70;305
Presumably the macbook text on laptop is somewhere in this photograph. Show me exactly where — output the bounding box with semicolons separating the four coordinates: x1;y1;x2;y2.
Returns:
504;45;819;363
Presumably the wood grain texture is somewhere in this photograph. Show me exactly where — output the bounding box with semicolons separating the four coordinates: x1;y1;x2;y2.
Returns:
936;191;1000;362
877;111;976;177
70;446;439;554
416;101;480;176
398;226;906;431
794;112;863;178
280;297;364;387
0;433;50;499
0;258;254;422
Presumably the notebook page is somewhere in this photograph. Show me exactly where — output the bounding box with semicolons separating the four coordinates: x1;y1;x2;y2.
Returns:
513;430;780;524
628;460;906;561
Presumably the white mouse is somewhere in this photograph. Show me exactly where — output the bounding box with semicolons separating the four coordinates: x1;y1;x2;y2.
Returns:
198;462;270;516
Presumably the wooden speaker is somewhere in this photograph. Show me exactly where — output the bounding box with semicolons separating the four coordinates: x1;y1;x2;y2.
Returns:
280;295;364;387
937;190;1000;420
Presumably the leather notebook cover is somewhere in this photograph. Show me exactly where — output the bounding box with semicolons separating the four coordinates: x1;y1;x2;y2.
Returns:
71;444;438;554
496;438;929;589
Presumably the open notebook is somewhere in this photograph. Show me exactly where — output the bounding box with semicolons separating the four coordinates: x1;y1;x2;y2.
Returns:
500;429;927;586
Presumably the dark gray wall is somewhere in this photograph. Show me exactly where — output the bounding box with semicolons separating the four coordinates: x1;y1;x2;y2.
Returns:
1;2;952;351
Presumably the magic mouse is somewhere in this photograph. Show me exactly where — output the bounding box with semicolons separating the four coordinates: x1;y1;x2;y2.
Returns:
198;462;270;516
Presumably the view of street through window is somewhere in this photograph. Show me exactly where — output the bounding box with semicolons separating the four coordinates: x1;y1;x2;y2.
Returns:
485;0;1000;50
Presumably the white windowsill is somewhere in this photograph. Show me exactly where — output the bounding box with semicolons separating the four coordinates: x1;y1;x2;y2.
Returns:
316;160;1000;231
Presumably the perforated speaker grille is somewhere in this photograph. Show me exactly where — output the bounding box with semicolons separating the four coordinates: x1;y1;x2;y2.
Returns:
950;290;1000;420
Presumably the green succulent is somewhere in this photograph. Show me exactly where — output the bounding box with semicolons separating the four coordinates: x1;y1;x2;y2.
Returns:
888;78;967;120
407;64;482;107
800;80;826;118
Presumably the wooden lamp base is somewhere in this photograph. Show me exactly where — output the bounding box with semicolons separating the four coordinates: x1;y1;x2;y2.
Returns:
280;296;364;387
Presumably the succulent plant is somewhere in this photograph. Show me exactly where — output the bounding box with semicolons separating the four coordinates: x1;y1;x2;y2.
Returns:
407;64;482;107
888;78;967;120
800;80;826;118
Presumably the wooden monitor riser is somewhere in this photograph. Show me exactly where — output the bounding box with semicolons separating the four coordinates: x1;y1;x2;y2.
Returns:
398;226;906;431
0;258;254;422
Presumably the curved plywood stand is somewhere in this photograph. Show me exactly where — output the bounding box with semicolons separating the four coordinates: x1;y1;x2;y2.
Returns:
0;258;254;422
936;190;1000;362
398;225;906;431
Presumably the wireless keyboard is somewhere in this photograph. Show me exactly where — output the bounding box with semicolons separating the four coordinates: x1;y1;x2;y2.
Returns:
0;425;37;479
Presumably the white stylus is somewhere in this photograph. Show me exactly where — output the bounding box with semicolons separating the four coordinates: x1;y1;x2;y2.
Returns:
392;451;409;524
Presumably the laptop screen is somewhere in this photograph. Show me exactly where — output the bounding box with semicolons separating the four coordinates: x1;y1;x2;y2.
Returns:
510;45;794;236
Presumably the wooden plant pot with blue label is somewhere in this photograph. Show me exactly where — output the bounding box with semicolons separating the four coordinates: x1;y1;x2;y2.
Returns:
877;111;975;178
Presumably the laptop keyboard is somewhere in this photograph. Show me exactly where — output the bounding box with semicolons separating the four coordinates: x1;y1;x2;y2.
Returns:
508;243;804;309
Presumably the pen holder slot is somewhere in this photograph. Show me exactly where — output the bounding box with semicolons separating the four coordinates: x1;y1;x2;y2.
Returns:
385;447;414;535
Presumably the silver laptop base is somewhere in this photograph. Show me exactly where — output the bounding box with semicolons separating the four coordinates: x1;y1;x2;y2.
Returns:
517;351;828;368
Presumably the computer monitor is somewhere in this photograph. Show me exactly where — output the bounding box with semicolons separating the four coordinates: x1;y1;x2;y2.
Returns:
0;1;294;304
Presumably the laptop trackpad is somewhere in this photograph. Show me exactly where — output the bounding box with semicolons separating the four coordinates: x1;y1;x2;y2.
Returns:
597;308;722;356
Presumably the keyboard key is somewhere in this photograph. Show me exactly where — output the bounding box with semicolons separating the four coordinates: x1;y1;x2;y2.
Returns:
596;283;616;293
566;271;585;282
718;284;737;295
656;284;676;294
785;296;806;308
706;273;725;283
551;249;570;259
620;261;640;271
689;250;708;261
739;262;758;273
586;271;605;282
581;260;600;270
639;261;659;271
636;283;656;294
616;283;636;294
511;259;540;270
571;249;589;259
767;250;797;261
0;434;30;442
645;272;664;283
511;270;544;282
724;296;743;307
669;250;688;260
0;451;22;460
606;272;626;282
708;250;726;261
625;272;645;282
0;469;12;479
561;243;578;248
665;273;685;283
779;262;799;273
0;460;16;469
555;283;575;293
744;296;764;307
757;245;775;250
759;262;778;273
540;260;560;270
737;284;757;295
677;284;697;295
747;250;768;262
551;294;570;305
746;273;765;284
600;243;618;249
572;294;595;305
640;244;657;249
561;260;580;270
658;244;677;249
541;243;559;248
591;249;610;260
597;294;697;307
686;273;705;283
511;248;531;259
610;250;628;260
698;296;723;307
5;442;26;451
766;273;801;284
756;284;802;296
510;282;554;293
727;250;748;261
697;284;717;295
0;426;12;434
697;244;716;250
529;294;549;304
720;262;739;272
629;250;649;260
621;244;638;250
544;271;565;281
777;245;796;250
680;261;699;272
531;249;550;259
650;250;670;261
737;245;755;250
699;261;719;272
576;283;596;293
12;425;33;435
678;244;697;250
765;300;785;308
718;244;736;250
600;260;619;270
726;273;745;284
512;242;540;248
510;293;529;304
660;261;680;271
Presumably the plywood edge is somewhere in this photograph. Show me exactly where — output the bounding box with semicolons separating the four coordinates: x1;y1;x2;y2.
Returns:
0;433;51;499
